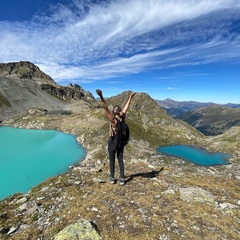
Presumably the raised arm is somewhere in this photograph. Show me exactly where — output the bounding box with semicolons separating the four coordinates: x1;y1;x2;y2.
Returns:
96;89;115;123
122;92;136;115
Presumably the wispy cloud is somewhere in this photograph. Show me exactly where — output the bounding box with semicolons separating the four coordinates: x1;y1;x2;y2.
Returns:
167;87;180;90
0;0;239;83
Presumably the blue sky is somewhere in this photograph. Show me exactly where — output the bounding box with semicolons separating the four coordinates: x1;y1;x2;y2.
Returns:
0;0;239;103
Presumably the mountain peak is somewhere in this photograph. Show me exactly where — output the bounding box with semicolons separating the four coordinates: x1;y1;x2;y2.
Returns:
0;61;56;85
0;61;94;120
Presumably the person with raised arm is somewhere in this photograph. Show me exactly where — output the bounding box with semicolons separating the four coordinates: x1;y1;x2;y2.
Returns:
96;89;136;185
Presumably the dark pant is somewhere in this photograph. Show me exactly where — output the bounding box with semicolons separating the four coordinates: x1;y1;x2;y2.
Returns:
108;137;124;178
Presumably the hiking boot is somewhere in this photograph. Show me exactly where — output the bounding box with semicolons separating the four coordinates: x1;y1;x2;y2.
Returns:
117;178;125;185
108;177;115;184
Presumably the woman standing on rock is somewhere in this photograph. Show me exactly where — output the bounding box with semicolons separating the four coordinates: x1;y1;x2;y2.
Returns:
96;89;136;185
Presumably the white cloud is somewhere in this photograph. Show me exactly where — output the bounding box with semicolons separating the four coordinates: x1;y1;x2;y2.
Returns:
0;0;239;82
167;87;179;90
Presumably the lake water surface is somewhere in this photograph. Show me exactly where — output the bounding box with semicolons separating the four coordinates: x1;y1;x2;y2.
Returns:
157;145;231;166
0;127;86;200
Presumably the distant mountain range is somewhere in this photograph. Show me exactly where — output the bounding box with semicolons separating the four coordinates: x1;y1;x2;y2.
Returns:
156;98;240;118
156;98;240;136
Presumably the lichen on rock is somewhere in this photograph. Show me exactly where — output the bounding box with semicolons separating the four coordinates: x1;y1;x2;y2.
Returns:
53;219;102;240
179;187;215;204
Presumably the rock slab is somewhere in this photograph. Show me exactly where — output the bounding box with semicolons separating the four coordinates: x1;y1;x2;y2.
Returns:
53;219;102;240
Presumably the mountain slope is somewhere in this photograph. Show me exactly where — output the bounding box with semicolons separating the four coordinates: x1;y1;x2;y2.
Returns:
0;61;93;120
0;61;57;85
105;91;204;147
178;104;240;136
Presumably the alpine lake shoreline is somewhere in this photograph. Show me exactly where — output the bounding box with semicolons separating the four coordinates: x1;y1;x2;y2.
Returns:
0;100;239;240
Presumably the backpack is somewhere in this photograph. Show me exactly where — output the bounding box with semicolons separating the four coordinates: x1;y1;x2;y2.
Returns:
113;118;130;148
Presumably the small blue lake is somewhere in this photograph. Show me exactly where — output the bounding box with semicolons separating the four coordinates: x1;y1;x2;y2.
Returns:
157;145;231;166
0;127;86;200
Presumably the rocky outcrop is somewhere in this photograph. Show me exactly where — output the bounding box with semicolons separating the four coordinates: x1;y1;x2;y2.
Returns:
179;187;216;204
0;61;56;85
0;61;94;120
41;83;94;101
53;219;102;240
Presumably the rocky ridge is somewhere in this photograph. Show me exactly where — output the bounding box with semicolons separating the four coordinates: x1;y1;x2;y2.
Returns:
0;61;56;86
0;62;94;120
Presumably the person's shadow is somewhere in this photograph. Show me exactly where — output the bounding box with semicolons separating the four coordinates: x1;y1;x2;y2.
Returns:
125;167;164;183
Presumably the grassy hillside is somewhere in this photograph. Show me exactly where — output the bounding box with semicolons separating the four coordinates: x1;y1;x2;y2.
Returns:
178;104;240;136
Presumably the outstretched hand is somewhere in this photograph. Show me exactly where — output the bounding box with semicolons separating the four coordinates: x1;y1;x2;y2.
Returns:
96;89;103;97
130;92;136;98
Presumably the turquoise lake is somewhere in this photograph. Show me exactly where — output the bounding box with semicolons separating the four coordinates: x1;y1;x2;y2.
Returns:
157;145;231;166
0;127;86;200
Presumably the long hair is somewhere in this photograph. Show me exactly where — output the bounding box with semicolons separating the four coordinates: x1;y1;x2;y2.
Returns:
112;105;121;115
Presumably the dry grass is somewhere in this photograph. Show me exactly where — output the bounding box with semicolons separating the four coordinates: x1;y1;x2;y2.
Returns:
1;158;239;240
